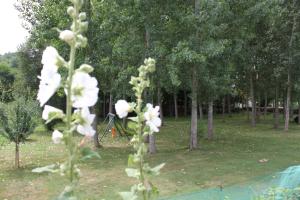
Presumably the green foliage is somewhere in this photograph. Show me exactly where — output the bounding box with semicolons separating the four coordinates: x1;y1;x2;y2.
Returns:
0;97;39;144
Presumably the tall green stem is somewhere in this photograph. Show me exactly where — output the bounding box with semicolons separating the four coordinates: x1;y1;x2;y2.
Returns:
137;94;147;200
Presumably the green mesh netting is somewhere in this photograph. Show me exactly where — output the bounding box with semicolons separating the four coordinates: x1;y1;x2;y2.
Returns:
162;166;300;200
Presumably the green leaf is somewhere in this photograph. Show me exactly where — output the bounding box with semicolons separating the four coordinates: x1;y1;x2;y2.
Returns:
119;191;138;200
46;112;65;124
80;147;101;161
125;168;140;178
32;164;58;173
150;163;165;176
128;117;138;123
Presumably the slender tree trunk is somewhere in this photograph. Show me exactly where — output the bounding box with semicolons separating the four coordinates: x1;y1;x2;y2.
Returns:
274;84;279;129
198;102;203;121
109;93;113;114
207;101;214;140
227;95;232;117
174;93;178;119
149;134;157;154
285;0;297;131
92;106;101;148
103;93;106;118
222;97;226;119
15;140;20;168
257;96;261;121
264;93;268;119
184;90;188;117
157;86;163;125
298;100;300;124
190;66;198;150
246;98;250;121
190;0;200;150
285;71;291;132
250;73;256;127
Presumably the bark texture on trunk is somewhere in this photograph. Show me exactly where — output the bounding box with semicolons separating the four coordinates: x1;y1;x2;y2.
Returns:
207;101;214;140
250;73;256;127
15;141;20;168
190;66;198;150
174;93;178;119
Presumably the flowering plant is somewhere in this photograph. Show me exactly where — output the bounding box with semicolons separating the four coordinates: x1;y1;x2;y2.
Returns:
33;0;100;199
115;58;164;200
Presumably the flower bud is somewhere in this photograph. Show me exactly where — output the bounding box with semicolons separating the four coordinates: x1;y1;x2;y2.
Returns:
79;12;87;21
67;6;75;18
79;22;88;33
77;64;94;73
59;30;75;43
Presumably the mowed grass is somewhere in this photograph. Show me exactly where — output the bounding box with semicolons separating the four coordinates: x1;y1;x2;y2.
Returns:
1;113;300;199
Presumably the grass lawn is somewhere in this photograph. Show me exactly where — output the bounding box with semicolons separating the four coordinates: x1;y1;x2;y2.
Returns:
1;113;300;199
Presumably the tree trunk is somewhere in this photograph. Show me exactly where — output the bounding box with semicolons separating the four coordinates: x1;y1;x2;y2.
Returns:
198;102;203;121
285;0;297;131
264;93;268;118
257;96;261;121
184;90;188;117
103;93;106;118
207;101;214;140
250;73;256;127
157;86;163;125
222;97;226;119
246;98;250;121
174;93;178;119
92;106;101;148
285;71;291;132
149;134;157;154
15;141;20;168
298;100;300;124
227;95;232;117
190;66;198;150
274;84;279;129
109;93;113;114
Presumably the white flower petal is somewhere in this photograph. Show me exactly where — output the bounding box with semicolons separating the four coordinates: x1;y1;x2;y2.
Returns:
52;130;63;144
71;72;99;108
115;100;131;118
42;46;59;68
37;69;61;106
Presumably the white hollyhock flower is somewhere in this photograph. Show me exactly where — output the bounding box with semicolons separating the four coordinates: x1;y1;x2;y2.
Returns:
37;68;61;106
42;105;64;120
59;30;75;43
71;72;99;108
41;46;60;71
52;130;63;144
75;107;96;137
144;104;162;133
115;100;132;118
